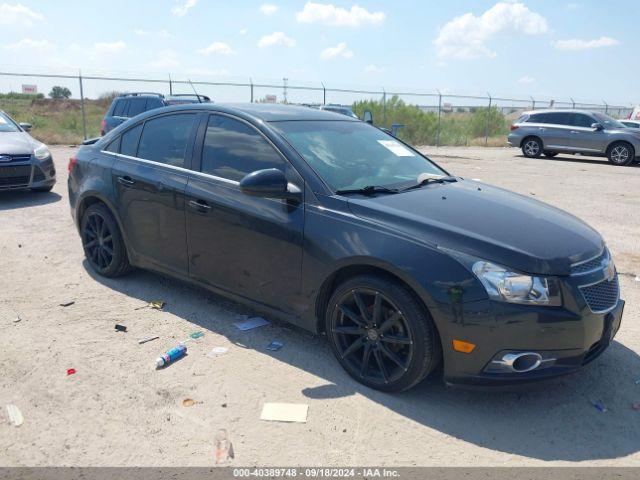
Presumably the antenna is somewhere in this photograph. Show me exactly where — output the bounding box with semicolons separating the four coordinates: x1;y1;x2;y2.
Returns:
187;79;202;103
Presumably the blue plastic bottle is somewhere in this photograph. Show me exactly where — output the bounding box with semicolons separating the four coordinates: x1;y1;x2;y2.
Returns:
155;344;187;368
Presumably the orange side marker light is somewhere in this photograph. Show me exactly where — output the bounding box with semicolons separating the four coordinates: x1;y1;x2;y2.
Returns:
452;340;476;353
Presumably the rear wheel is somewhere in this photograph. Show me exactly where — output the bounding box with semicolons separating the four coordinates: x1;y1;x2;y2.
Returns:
607;142;635;166
543;151;558;158
522;137;543;158
326;275;441;392
81;203;131;277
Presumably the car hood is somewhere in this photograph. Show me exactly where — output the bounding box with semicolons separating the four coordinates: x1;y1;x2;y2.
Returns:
0;132;38;155
346;179;603;276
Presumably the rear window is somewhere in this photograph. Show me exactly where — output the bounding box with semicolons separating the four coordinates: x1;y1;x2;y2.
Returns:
112;99;128;117
128;98;147;117
145;97;165;110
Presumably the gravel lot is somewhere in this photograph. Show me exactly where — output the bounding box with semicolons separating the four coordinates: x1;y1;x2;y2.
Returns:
1;145;639;467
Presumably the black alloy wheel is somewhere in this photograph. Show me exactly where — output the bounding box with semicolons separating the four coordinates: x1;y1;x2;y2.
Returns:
327;275;440;392
81;203;131;277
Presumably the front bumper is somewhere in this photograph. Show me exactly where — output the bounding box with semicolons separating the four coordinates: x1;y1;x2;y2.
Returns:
0;155;56;191
439;297;624;386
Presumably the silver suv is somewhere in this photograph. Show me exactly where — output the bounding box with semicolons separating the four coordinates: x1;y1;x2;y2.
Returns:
507;109;640;166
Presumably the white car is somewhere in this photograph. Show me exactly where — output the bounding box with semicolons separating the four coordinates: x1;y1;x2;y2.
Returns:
621;119;640;129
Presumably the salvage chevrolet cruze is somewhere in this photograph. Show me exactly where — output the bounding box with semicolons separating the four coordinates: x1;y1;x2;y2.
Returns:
68;104;624;391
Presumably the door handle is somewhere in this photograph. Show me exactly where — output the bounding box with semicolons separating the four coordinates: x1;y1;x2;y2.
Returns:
538;127;546;132
570;130;580;134
117;176;135;187
188;199;212;212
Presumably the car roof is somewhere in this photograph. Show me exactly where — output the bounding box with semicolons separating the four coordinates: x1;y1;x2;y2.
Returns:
132;102;361;122
521;109;599;116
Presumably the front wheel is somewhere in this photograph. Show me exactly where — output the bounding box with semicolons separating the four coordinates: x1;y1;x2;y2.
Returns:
607;142;635;166
80;203;131;277
522;138;543;158
326;275;441;392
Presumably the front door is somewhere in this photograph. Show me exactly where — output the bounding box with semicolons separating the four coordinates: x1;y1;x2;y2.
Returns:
111;112;198;276
185;113;304;312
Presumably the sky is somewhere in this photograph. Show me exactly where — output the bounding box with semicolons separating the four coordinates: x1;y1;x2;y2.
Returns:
0;0;638;106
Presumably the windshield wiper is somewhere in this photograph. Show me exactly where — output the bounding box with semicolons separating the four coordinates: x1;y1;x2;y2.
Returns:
398;176;457;193
335;185;400;196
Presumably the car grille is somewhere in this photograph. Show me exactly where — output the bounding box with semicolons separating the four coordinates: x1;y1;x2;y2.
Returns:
571;249;608;275
579;275;619;313
0;154;32;163
0;165;31;187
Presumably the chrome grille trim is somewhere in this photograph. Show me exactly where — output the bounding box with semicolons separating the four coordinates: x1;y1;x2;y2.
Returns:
570;249;608;276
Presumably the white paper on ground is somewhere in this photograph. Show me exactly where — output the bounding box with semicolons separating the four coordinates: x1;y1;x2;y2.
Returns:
6;404;23;426
260;402;308;423
377;140;414;157
234;317;270;331
207;346;229;358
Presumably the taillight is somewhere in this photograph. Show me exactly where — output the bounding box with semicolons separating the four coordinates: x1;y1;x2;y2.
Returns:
68;156;78;173
510;124;519;131
100;119;106;136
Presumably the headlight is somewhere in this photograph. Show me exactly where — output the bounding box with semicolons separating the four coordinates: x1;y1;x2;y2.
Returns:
472;261;561;306
34;143;50;160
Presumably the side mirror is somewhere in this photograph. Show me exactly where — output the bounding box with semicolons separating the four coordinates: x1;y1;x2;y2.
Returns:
19;122;32;132
239;168;301;201
363;110;373;124
591;122;604;131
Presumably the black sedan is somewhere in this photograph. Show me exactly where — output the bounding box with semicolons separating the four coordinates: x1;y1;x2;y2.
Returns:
0;110;56;192
68;104;623;391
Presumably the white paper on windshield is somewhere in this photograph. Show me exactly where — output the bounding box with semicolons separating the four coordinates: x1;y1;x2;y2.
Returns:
378;140;414;157
0;117;6;124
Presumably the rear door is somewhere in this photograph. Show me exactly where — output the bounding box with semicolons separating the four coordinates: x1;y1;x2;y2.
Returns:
536;112;573;150
111;112;198;276
185;113;304;311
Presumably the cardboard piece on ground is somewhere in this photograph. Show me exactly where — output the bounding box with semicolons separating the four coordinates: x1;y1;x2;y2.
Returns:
260;402;308;423
234;317;270;331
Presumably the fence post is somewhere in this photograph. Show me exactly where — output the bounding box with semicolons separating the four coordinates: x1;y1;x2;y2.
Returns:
382;88;387;126
570;97;575;109
530;96;535;111
484;92;492;147
78;69;87;141
168;74;173;95
250;78;254;103
436;90;442;147
321;82;326;105
603;101;608;114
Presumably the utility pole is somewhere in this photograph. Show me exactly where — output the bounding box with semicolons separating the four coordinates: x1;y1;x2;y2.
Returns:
283;78;288;104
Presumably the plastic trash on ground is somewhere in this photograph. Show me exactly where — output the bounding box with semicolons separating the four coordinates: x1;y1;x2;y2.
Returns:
266;341;283;351
234;317;270;331
6;404;23;426
207;347;229;358
155;344;187;368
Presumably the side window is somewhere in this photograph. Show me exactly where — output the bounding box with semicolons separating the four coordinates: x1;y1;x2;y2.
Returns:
120;124;143;157
571;113;595;128
527;113;547;123
545;112;572;126
128;98;147;117
201;115;286;182
105;136;121;153
112;99;126;117
145;97;164;111
137;114;196;167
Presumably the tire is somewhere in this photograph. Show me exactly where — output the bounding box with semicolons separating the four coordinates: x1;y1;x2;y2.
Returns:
606;142;635;166
543;151;558;158
80;203;131;277
31;185;53;192
522;137;543;158
325;274;441;392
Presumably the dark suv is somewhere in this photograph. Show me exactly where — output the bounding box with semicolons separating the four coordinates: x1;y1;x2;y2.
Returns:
100;93;210;135
69;103;623;391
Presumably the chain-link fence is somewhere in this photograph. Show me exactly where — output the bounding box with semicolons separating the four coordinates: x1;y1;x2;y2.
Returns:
0;70;634;146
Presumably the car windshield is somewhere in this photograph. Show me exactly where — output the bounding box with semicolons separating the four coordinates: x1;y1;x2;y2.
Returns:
0;112;21;133
272;120;446;191
593;113;626;129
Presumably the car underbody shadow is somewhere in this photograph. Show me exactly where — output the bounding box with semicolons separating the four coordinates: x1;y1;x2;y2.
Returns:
83;260;640;462
517;154;640;167
0;189;61;211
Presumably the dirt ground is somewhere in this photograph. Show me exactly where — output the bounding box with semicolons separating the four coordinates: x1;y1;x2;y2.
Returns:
1;145;639;467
